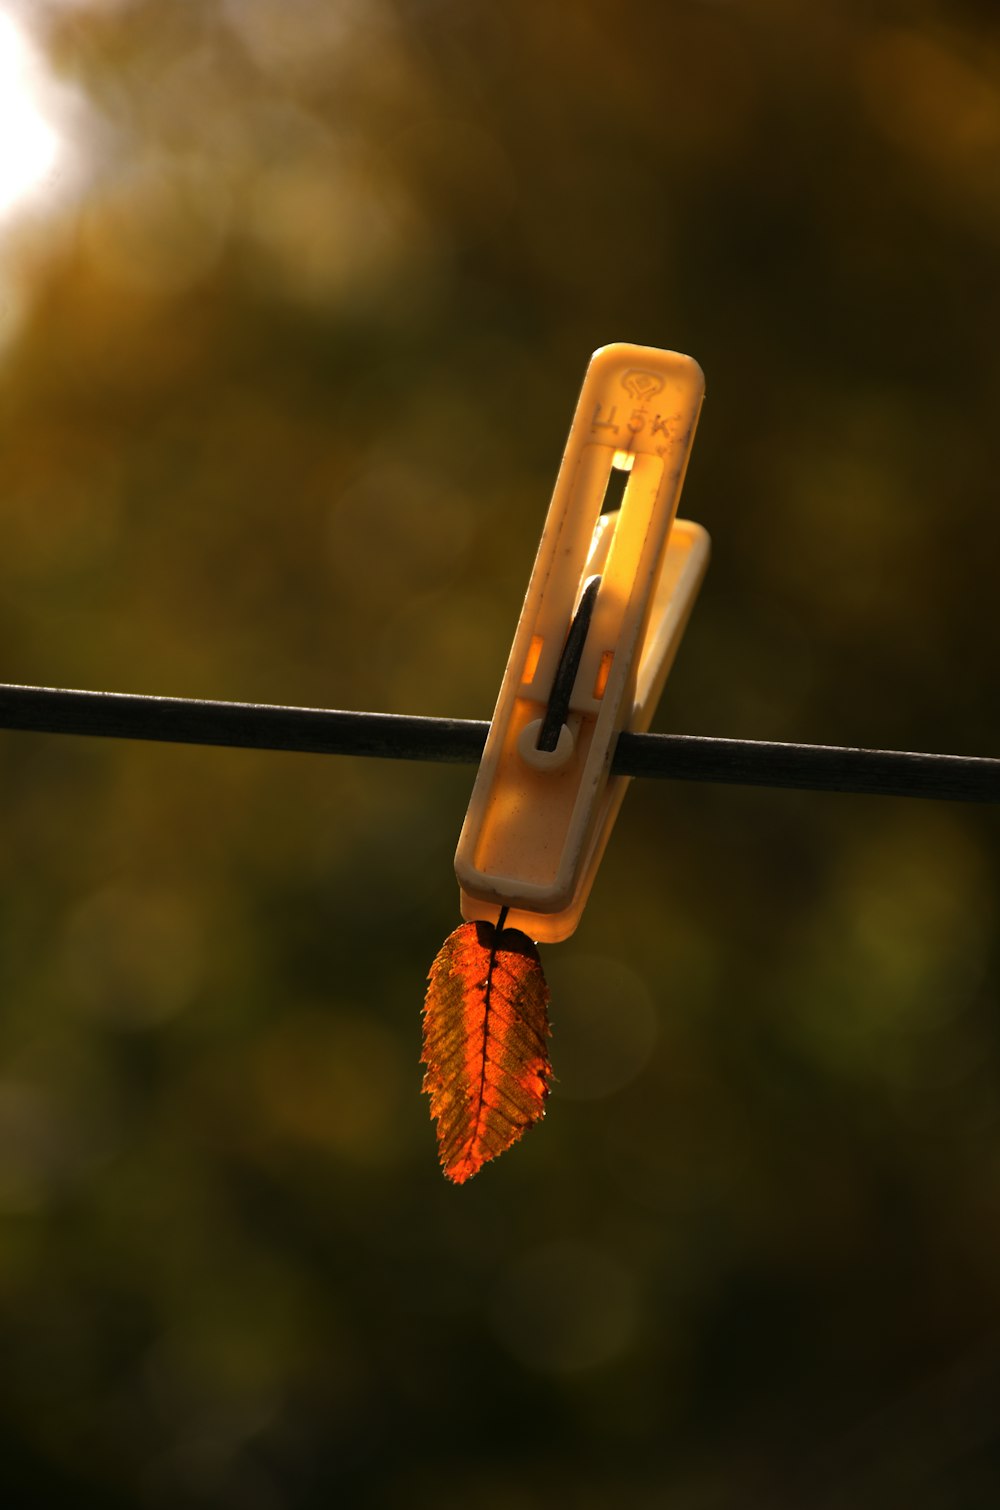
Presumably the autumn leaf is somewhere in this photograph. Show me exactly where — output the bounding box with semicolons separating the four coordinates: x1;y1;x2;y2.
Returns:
422;919;552;1183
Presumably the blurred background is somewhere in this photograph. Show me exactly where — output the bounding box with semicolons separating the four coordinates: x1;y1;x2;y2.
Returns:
1;0;1000;1505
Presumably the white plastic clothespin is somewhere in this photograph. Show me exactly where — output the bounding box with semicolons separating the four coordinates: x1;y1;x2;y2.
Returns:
455;342;709;943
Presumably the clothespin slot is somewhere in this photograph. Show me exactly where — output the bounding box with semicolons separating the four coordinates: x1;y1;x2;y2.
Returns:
455;342;709;943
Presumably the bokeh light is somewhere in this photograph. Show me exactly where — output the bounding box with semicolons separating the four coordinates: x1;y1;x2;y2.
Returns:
0;12;60;218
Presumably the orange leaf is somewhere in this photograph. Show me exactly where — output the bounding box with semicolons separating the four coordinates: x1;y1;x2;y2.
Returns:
422;920;552;1183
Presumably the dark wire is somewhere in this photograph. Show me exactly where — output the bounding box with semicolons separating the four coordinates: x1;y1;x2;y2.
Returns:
537;575;601;752
0;682;997;803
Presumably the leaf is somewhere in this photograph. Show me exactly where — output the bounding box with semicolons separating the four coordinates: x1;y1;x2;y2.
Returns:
422;919;552;1184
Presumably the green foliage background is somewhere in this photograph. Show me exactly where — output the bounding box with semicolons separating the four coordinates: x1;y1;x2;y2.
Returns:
1;1;1000;1504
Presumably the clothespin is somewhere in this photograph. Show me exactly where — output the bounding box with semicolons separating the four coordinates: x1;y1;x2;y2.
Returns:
455;342;708;942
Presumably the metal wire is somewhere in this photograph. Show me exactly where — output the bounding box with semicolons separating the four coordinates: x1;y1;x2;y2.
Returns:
537;575;601;752
1;682;998;803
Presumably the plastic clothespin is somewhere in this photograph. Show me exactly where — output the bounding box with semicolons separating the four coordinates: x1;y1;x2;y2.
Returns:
455;342;709;943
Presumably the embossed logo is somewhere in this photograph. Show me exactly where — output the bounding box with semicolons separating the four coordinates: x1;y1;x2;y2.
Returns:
621;369;665;401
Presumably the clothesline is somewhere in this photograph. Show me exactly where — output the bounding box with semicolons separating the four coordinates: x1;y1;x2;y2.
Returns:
1;683;997;804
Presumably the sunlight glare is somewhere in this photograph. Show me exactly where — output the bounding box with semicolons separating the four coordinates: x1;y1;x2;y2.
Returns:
0;11;62;217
